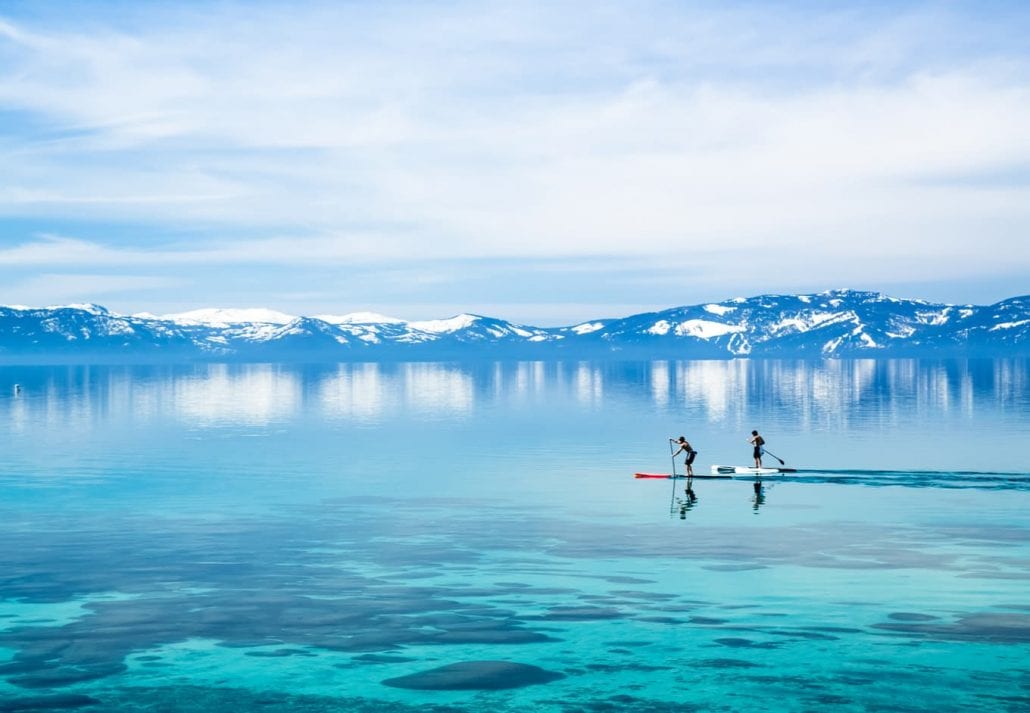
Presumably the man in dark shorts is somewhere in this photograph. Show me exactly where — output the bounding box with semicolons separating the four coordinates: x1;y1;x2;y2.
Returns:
670;436;698;477
749;430;765;468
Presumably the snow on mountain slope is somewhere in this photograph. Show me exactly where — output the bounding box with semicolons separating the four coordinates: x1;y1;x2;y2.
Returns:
160;308;297;326
675;319;746;339
570;322;605;335
314;312;405;325
409;314;480;333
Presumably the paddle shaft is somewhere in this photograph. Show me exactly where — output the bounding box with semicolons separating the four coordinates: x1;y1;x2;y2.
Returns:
668;439;679;513
763;448;786;465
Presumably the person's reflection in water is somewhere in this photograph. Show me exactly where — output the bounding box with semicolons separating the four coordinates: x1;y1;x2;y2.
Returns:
677;482;698;519
752;481;766;512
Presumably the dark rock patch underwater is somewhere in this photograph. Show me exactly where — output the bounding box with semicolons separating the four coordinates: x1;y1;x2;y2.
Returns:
0;695;101;712
381;660;565;690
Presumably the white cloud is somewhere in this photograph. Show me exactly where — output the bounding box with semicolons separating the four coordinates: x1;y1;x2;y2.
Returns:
0;1;1027;297
0;273;182;306
0;232;454;266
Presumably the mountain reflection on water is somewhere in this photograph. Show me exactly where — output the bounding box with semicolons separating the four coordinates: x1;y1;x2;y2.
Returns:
3;358;1026;428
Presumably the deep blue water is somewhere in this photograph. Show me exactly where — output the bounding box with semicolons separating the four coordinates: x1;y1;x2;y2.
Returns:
0;359;1028;712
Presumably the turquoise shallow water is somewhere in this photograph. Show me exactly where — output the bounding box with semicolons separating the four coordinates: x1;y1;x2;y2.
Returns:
0;359;1027;711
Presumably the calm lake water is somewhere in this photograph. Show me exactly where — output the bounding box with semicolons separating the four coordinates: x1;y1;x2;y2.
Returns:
0;359;1028;712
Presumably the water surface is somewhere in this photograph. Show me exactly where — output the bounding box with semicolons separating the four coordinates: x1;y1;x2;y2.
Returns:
1;359;1027;711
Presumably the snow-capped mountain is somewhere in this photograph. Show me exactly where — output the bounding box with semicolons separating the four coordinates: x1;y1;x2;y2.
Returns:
568;290;1030;358
0;290;1026;363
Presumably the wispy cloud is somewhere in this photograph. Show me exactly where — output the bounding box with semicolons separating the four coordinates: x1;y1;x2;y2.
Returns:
0;272;182;307
0;232;469;266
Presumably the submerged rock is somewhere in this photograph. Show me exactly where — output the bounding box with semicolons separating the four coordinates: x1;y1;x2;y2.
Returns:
381;661;564;690
0;694;100;711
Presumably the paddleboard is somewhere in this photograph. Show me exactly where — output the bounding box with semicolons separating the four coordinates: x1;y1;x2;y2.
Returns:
634;472;732;480
710;465;797;475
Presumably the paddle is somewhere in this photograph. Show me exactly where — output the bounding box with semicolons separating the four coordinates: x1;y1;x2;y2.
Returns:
668;439;678;513
763;448;786;466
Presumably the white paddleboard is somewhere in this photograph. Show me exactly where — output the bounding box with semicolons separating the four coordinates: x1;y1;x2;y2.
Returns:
710;465;795;475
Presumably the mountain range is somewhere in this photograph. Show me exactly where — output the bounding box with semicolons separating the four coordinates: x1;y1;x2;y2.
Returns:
0;290;1026;363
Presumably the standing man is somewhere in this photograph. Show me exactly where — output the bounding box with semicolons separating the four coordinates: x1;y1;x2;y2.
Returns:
748;430;765;468
670;436;697;477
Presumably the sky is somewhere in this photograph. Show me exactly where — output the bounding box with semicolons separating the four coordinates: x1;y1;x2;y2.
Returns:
0;0;1028;325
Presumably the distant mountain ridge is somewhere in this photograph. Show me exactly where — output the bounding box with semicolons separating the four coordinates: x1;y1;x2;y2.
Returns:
1;290;1027;363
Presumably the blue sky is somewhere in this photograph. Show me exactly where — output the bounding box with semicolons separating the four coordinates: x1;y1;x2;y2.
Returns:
0;1;1028;324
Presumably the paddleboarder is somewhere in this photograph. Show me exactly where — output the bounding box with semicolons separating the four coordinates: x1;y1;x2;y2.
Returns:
748;430;765;468
670;436;698;477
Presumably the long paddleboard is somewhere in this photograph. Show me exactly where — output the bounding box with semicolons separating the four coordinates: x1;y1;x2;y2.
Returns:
634;472;732;480
710;465;797;475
